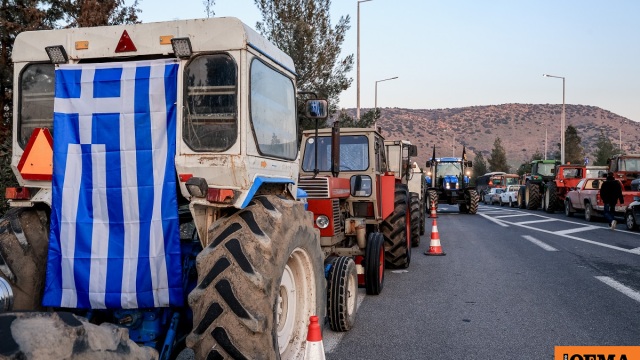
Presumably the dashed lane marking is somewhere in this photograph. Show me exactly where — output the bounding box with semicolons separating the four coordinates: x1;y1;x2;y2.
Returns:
522;235;559;251
494;214;531;219
595;276;640;304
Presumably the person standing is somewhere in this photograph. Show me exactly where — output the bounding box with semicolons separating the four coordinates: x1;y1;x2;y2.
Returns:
599;172;624;230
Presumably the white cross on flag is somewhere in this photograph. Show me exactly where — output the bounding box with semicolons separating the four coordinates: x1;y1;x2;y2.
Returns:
43;59;183;309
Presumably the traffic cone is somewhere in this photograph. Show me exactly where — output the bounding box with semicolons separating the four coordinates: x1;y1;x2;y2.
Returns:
428;203;438;218
304;315;326;360
424;218;446;256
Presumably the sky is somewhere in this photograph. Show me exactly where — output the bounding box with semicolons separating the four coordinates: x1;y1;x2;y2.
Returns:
135;0;640;122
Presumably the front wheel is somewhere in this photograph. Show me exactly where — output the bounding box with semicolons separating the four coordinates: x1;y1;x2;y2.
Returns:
626;212;638;231
187;195;324;360
564;199;575;217
365;232;385;295
584;202;594;222
327;256;358;332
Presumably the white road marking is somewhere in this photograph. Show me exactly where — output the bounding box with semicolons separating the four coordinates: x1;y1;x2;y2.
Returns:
323;289;366;353
631;247;640;255
522;235;559;251
595;276;640;304
554;226;600;235
514;219;558;225
479;213;509;227
494;214;532;219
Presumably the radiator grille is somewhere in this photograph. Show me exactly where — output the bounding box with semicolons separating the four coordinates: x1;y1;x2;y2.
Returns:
332;199;343;234
298;177;329;198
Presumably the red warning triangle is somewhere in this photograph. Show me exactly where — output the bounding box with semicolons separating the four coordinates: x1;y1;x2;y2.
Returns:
17;128;53;181
115;29;137;53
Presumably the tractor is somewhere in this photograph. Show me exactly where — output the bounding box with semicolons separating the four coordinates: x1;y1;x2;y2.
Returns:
424;146;479;214
522;159;562;210
1;17;331;359
607;154;640;190
384;140;425;246
542;164;587;213
297;126;413;307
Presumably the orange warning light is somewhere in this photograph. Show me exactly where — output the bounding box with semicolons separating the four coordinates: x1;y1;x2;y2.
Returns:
17;128;53;181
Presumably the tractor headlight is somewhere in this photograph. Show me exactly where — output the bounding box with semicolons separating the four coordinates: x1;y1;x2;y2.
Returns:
0;277;14;312
445;182;450;189
315;215;330;229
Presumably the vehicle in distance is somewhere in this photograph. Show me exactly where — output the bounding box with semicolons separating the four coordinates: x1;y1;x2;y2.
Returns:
500;185;522;207
483;188;504;205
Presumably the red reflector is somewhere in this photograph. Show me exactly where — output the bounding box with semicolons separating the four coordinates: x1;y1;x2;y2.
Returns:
115;30;137;53
207;188;235;204
5;187;31;200
17;128;53;181
179;174;193;182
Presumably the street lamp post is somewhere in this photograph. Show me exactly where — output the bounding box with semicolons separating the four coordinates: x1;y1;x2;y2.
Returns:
374;76;398;129
357;0;372;122
543;74;566;164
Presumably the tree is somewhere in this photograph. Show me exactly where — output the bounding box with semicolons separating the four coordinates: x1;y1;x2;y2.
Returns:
593;130;616;166
54;0;140;28
472;152;488;178
254;0;353;120
334;108;379;128
564;125;584;165
203;0;215;17
488;137;509;172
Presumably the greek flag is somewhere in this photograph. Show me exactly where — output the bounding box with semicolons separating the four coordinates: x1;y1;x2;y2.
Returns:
43;59;183;309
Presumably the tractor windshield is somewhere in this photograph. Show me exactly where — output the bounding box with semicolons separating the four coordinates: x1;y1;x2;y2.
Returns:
436;162;461;176
302;135;369;172
619;157;640;172
536;163;555;176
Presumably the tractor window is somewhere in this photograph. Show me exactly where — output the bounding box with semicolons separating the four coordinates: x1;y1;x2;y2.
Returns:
436;162;461;177
19;63;55;148
536;163;555;176
302;135;369;172
250;60;297;160
183;54;237;152
620;158;640;172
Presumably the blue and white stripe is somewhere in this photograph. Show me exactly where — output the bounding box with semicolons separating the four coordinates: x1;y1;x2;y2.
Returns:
43;59;182;309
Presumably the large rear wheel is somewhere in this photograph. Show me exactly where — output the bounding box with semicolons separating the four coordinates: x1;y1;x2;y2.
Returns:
381;184;410;268
187;195;324;360
545;183;560;213
365;232;385;295
466;189;479;214
526;182;541;210
409;193;421;247
327;256;357;332
0;207;50;311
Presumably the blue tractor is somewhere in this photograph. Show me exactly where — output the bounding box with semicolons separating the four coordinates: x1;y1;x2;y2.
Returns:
425;146;479;214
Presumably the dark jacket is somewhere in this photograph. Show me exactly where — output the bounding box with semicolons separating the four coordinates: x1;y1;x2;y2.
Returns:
599;177;624;206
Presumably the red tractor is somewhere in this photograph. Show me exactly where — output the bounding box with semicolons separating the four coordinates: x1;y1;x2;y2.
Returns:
297;124;413;331
608;154;640;190
543;164;586;213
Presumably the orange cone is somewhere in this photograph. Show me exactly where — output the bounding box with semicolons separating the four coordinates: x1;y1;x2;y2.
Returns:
424;218;446;256
428;202;438;218
304;315;326;360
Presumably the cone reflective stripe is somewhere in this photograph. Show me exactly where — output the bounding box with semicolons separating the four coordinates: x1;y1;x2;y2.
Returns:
304;315;326;360
424;218;446;256
429;203;438;218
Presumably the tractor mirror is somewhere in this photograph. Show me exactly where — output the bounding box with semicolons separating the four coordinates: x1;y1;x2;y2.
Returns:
425;161;431;168
466;161;473;167
304;99;328;119
409;145;418;157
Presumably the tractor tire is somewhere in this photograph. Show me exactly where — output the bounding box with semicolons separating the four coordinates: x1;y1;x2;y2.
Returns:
365;232;385;295
419;194;426;236
545;183;560;213
427;189;439;213
409;193;421;247
0;207;50;311
0;312;158;360
517;187;526;209
187;195;325;360
466;189;479;215
381;184;410;269
526;182;541;210
327;256;357;332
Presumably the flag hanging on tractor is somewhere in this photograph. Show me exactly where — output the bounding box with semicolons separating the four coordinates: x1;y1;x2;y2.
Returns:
43;59;183;309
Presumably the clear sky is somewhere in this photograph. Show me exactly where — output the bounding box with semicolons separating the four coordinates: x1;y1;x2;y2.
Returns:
135;0;640;122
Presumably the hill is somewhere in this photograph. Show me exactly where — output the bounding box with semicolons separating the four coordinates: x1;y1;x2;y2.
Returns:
341;104;638;172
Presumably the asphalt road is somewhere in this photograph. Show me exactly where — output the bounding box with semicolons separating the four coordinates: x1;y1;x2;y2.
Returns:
325;204;640;360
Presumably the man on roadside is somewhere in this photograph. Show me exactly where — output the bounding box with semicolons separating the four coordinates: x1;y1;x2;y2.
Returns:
599;172;624;230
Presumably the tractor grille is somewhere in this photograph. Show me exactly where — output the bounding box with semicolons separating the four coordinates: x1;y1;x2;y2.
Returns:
298;177;329;198
332;199;343;234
